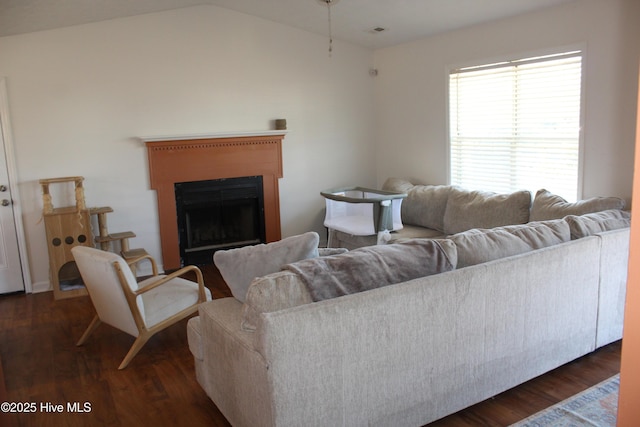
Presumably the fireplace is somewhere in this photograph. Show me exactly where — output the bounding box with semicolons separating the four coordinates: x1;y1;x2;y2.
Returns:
142;132;285;270
175;176;266;265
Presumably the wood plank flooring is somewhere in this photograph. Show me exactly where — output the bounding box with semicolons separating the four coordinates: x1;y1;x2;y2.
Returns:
0;264;621;427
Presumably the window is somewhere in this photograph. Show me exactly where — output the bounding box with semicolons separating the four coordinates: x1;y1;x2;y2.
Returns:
449;51;582;201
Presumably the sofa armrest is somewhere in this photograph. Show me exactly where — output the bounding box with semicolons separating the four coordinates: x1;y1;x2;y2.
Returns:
595;227;630;347
192;298;273;427
187;316;203;361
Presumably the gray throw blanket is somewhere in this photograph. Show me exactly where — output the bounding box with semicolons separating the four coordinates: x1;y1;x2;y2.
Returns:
283;239;456;302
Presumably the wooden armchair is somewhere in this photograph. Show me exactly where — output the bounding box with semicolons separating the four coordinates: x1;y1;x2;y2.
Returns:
71;246;211;369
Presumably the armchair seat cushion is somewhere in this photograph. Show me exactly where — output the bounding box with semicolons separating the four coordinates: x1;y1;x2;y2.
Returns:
139;276;212;328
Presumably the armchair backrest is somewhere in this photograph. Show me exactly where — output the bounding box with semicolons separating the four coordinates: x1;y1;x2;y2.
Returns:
71;246;141;337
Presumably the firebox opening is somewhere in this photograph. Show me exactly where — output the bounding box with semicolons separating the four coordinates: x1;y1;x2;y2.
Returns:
175;176;266;266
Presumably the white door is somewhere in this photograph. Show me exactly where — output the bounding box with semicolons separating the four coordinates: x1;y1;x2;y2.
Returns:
0;80;24;294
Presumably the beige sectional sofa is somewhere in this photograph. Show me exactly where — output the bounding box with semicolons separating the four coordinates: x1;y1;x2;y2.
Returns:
330;178;626;249
187;182;630;427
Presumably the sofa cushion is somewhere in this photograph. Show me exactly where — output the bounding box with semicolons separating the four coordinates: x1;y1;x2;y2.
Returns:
382;177;415;194
443;188;532;235
241;240;450;332
284;239;457;302
451;220;570;268
388;224;447;241
564;209;631;239
241;270;313;331
402;185;456;232
213;232;320;303
530;189;626;221
382;178;455;232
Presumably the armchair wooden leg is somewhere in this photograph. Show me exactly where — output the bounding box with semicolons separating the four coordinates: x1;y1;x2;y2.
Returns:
76;315;101;346
118;332;153;370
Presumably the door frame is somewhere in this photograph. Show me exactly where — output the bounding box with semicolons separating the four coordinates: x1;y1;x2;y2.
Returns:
0;77;32;293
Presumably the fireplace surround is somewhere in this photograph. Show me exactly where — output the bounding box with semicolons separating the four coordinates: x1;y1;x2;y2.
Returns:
142;132;285;270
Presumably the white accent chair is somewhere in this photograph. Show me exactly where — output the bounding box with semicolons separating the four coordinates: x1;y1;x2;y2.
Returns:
71;246;211;369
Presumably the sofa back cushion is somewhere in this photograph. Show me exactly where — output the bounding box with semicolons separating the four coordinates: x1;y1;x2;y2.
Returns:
381;177;415;194
382;178;456;232
530;189;626;221
241;271;313;331
564;209;631;239
443;188;532;235
284;239;457;302
241;239;457;331
402;185;456;232
214;232;320;303
451;219;570;268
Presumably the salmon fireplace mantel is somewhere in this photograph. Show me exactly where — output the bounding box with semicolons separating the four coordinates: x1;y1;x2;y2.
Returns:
141;131;286;270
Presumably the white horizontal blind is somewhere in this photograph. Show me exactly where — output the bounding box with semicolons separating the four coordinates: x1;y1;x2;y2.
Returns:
449;51;582;201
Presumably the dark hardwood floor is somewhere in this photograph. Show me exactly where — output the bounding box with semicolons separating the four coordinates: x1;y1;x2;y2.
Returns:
0;264;621;427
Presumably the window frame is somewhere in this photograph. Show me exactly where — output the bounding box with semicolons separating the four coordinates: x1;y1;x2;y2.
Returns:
445;46;587;201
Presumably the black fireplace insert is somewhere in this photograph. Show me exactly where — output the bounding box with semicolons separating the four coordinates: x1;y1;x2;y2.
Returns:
175;176;266;266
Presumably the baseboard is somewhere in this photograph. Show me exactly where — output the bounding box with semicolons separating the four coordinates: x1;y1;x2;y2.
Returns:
31;280;52;294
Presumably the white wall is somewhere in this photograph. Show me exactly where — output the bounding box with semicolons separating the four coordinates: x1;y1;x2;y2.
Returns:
373;0;639;201
2;1;638;292
0;5;376;290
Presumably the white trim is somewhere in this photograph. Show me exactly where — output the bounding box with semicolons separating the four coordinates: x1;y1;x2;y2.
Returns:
0;77;33;293
444;63;452;185
446;43;586;77
576;46;587;200
451;50;582;74
31;280;51;294
138;130;288;143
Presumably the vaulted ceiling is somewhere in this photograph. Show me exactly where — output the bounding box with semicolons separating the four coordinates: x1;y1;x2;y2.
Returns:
0;0;576;48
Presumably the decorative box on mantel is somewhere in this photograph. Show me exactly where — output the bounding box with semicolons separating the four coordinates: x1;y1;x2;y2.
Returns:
140;131;287;270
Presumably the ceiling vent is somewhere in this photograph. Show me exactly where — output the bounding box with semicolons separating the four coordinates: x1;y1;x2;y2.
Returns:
368;27;387;34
